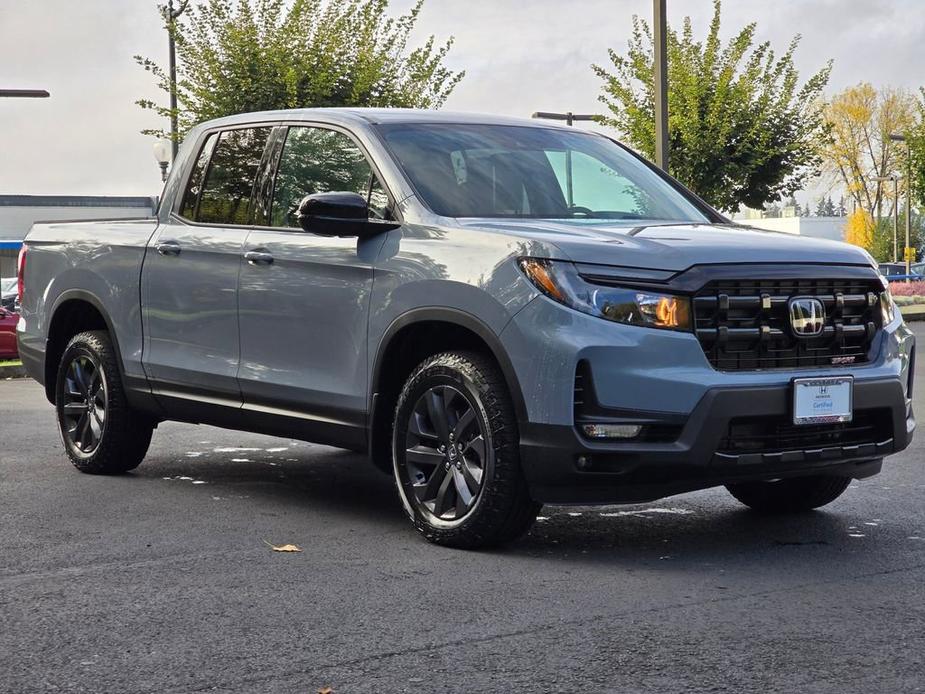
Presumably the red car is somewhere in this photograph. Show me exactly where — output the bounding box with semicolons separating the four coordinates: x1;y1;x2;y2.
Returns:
0;306;17;360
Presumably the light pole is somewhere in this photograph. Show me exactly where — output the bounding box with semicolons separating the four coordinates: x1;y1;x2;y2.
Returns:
165;0;189;162
653;0;669;172
531;111;598;127
874;174;900;262
153;139;171;182
531;112;600;206
890;133;913;277
0;89;50;98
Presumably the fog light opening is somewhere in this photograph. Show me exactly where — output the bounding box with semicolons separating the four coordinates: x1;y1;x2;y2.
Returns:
581;423;643;440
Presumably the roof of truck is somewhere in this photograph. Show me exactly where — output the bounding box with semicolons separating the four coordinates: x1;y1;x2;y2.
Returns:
193;107;580;131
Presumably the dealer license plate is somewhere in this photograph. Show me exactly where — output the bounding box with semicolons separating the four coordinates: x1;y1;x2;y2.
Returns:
793;377;853;425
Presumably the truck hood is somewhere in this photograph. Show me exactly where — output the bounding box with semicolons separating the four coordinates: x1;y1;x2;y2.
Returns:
457;219;873;272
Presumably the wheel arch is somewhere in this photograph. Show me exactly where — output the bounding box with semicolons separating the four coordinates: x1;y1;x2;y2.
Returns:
44;290;124;404
368;307;527;472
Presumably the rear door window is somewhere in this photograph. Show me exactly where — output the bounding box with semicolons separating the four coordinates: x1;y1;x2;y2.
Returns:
196;127;272;225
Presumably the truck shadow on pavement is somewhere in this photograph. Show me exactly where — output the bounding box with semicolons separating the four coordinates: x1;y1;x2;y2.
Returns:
138;442;893;569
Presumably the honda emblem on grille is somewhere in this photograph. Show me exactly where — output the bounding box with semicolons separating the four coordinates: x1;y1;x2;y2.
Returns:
788;297;825;337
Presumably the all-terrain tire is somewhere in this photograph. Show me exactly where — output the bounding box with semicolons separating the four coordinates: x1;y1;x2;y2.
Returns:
55;330;154;474
392;351;540;549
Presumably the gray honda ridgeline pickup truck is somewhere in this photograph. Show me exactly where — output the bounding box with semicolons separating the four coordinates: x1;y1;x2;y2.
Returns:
17;109;915;548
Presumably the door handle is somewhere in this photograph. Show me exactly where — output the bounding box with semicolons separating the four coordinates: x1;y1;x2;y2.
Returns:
155;240;181;257
244;250;274;266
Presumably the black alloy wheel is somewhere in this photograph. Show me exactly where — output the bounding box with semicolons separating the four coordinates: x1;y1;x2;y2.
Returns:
403;384;489;522
60;353;108;455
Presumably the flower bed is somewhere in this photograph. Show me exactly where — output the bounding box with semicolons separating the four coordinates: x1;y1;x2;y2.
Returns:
888;281;925;306
889;280;925;296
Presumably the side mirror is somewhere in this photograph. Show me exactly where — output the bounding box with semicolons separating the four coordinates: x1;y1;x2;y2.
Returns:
297;191;400;238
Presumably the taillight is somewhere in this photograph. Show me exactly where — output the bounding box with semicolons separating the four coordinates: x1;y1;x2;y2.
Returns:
17;243;27;303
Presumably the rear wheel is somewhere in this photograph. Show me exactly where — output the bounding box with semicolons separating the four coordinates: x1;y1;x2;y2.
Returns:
726;475;853;513
392;352;540;549
55;330;154;474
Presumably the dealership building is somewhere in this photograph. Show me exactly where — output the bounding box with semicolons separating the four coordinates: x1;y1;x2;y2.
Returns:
0;195;156;278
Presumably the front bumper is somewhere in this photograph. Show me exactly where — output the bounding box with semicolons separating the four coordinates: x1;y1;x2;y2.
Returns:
501;292;916;505
521;376;913;504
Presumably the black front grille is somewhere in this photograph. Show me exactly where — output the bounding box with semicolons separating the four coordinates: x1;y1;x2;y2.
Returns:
694;278;883;370
718;409;892;455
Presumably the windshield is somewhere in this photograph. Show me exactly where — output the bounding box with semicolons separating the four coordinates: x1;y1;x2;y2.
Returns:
378;123;710;222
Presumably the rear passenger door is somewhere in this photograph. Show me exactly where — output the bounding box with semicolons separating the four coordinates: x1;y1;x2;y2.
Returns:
236;124;394;447
142;125;272;414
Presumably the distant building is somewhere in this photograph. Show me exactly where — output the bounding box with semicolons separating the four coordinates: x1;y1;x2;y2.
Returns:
738;216;845;243
0;195;155;277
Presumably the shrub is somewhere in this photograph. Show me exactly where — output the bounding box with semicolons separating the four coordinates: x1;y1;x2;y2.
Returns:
889;281;925;296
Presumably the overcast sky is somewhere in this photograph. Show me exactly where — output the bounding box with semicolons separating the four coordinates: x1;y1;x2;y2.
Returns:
1;0;923;198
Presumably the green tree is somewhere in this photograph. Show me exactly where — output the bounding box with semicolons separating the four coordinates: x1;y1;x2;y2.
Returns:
870;217;895;263
869;211;924;263
814;195;836;217
908;88;925;211
135;0;464;142
592;0;831;213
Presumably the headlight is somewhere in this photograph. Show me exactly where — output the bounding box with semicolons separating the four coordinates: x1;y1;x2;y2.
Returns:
518;258;691;330
881;286;896;325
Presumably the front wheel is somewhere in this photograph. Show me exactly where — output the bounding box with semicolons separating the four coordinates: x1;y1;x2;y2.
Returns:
392;352;540;549
726;475;853;513
55;330;154;474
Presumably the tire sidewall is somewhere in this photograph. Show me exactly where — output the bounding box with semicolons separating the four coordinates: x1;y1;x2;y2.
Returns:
392;360;497;533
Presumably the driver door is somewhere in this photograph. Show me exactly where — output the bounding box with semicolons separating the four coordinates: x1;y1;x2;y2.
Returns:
236;124;394;447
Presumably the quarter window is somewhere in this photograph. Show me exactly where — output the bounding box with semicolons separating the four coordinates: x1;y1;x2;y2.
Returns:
196;127;271;225
270;126;389;228
178;133;217;220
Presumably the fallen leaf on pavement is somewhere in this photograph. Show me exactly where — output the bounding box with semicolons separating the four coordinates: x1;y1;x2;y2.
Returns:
264;540;302;552
318;687;334;694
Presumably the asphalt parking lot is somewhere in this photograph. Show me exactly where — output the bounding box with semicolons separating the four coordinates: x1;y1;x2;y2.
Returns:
2;328;925;694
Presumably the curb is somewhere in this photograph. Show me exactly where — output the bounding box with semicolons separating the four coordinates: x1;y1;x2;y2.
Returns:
0;363;27;379
900;305;925;322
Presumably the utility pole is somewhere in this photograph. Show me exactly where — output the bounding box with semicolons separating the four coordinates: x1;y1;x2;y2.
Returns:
531;112;600;206
166;0;189;162
653;0;669;172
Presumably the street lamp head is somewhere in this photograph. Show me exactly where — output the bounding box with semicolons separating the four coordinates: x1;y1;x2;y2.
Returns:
152;138;171;165
890;133;907;143
153;138;171;182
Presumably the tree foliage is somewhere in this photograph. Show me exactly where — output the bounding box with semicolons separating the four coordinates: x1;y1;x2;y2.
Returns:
843;208;874;253
822;83;916;220
814;195;837;217
909;88;925;211
135;0;464;141
592;0;831;212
